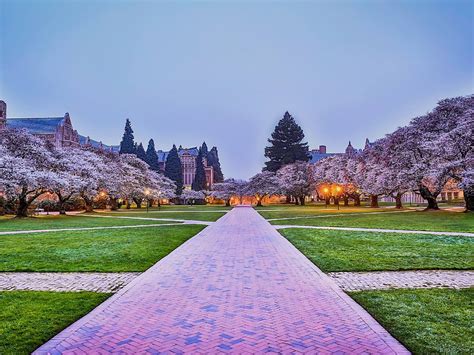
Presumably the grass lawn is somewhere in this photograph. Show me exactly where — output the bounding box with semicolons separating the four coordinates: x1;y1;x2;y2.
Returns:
0;291;110;355
280;228;474;272
350;288;474;354
266;210;474;233
0;225;204;272
0;215;175;232
89;210;227;221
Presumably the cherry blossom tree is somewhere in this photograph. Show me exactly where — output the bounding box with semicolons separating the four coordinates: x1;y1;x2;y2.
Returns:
277;161;314;205
0;129;58;217
211;179;248;205
181;189;205;205
246;171;280;206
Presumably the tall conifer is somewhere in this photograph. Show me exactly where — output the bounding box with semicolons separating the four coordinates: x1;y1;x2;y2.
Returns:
136;142;147;161
146;139;160;171
264;111;310;172
208;146;224;183
192;148;207;191
119;119;135;154
165;144;184;195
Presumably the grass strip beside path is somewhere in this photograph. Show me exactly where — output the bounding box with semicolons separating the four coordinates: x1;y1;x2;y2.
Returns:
350;288;474;355
280;228;474;272
0;291;110;355
85;211;227;222
0;225;205;272
270;210;474;233
0;215;172;232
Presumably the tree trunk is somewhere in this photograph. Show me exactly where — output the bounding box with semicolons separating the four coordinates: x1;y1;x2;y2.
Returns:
256;199;263;207
58;200;67;215
134;198;142;209
354;194;361;206
299;196;305;206
463;188;474;212
395;194;403;209
370;195;379;208
418;185;439;210
286;195;291;204
343;196;349;206
110;198;118;211
325;197;330;206
126;200;131;209
16;195;29;218
225;199;231;207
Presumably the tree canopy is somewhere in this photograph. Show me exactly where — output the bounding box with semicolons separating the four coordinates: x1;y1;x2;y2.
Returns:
264;111;310;172
119;119;135;154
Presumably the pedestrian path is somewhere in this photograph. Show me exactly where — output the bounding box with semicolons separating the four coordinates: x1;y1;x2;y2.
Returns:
35;206;408;354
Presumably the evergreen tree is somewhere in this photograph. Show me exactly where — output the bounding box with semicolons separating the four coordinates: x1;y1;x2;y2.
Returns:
165;144;184;195
201;141;209;158
192;148;207;191
208;146;224;183
136;143;147;162
119;118;135;154
264;111;310;172
145;139;160;171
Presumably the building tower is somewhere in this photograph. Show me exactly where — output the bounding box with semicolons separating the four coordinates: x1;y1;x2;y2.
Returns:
0;100;6;130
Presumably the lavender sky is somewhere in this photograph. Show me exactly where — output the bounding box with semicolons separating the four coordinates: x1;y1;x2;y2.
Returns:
0;0;472;179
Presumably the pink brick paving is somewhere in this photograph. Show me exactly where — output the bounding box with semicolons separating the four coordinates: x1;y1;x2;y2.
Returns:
35;206;409;354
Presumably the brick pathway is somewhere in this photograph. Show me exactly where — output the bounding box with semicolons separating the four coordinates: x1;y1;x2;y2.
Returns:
329;270;474;292
0;272;140;292
35;206;408;354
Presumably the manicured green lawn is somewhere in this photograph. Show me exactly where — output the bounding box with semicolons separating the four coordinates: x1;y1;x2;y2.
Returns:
0;291;110;355
280;228;474;272
267;210;474;233
350;288;474;355
0;225;204;272
0;215;175;232
89;211;227;221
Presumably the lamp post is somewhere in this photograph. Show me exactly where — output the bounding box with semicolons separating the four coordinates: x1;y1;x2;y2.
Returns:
323;187;329;208
335;186;342;210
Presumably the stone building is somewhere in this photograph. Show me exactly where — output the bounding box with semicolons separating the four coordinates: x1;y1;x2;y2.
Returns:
157;146;214;189
0;100;116;151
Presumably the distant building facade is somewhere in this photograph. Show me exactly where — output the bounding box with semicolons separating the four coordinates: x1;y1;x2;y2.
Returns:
157;146;214;189
0;100;116;151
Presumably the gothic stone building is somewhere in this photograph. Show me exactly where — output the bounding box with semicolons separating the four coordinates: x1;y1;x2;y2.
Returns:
157;146;214;189
0;100;116;151
1;99;215;189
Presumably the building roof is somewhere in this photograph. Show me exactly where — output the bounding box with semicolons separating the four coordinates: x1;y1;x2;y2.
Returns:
157;147;199;163
309;151;339;164
6;117;65;134
78;135;119;152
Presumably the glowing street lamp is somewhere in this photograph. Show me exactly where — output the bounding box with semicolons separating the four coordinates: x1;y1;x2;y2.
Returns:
323;187;330;208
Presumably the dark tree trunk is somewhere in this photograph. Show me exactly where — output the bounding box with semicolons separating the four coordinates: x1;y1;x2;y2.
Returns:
16;195;29;218
58;201;67;215
299;196;305;206
325;197;330;206
370;195;379;208
225;199;231;207
126;200;131;209
464;188;474;212
256;199;263;207
418;185;439;210
110;198;118;211
354;194;361;206
286;195;291;204
395;194;403;209
134;198;142;209
343;196;349;206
